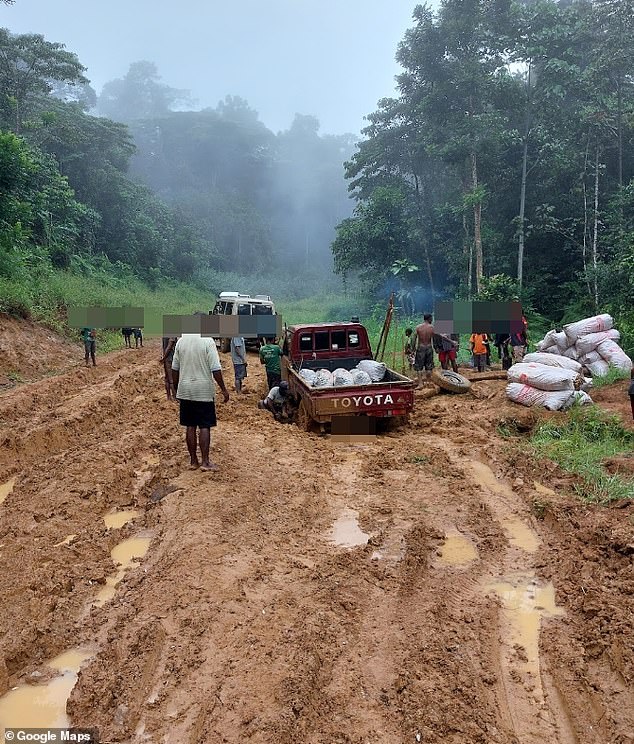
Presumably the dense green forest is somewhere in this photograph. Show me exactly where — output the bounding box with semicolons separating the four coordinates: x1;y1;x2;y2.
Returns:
1;0;633;357
333;0;634;353
0;29;352;323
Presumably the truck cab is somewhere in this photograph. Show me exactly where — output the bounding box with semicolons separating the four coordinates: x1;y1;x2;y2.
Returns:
284;322;372;369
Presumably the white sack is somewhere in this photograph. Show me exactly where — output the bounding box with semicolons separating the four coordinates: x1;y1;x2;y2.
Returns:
560;346;579;359
539;344;560;355
575;329;621;356
332;368;354;386
563;314;613;342
506;383;575;411
507;362;579;391
552;331;571;352
298;368;317;385
562;390;593;409
523;352;582;373
313;368;334;387
350;369;372;385
586;359;610;377
536;330;558;351
356;359;387;382
597;339;633;372
579;350;601;365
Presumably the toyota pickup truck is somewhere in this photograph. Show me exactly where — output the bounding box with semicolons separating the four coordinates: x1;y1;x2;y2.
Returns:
283;322;415;431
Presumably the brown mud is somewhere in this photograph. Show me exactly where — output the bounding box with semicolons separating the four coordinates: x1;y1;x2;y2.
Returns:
0;327;632;743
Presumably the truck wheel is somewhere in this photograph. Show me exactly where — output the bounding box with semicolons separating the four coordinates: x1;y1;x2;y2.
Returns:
296;400;313;432
431;369;472;394
220;338;230;353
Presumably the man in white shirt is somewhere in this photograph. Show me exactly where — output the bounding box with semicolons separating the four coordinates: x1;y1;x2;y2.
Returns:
171;334;230;471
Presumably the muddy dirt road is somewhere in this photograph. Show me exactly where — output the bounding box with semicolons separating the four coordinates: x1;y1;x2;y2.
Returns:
0;339;632;743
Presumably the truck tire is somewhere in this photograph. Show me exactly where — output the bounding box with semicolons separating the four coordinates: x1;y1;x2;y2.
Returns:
220;338;230;353
296;399;313;432
431;369;472;394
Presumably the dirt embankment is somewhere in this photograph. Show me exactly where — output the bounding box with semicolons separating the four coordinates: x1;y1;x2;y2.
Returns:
0;315;80;384
0;325;632;743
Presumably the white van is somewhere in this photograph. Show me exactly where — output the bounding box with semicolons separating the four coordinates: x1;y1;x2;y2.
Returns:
211;292;276;352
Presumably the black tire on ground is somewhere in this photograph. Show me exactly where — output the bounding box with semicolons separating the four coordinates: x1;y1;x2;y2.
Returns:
296;399;313;432
431;368;472;394
220;338;230;353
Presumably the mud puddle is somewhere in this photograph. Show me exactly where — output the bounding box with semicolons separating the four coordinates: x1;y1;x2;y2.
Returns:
0;648;93;730
438;529;478;566
484;576;565;728
328;508;369;548
469;460;540;552
501;517;540;553
103;509;140;529
0;476;16;505
94;534;151;607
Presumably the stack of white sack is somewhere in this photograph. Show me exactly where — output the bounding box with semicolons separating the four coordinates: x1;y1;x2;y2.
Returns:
506;360;592;410
298;360;384;388
535;313;632;376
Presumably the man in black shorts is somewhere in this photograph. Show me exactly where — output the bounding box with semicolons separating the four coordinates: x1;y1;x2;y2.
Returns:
171;332;229;471
413;313;435;386
122;327;132;348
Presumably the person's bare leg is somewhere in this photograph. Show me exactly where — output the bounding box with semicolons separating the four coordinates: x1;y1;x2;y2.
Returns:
164;363;173;400
416;370;423;388
186;426;199;468
199;427;217;471
450;358;459;373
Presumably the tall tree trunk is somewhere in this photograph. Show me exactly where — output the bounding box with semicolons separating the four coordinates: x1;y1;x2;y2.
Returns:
414;173;435;300
581;135;592;299
592;141;600;311
462;210;472;299
471;151;483;294
517;136;528;290
617;79;623;190
517;62;532;290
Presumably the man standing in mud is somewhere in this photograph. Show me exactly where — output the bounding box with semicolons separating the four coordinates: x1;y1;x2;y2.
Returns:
81;326;96;367
171;333;230;471
413;314;435;386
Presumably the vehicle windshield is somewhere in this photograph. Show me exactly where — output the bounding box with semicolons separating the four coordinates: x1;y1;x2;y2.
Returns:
252;304;273;315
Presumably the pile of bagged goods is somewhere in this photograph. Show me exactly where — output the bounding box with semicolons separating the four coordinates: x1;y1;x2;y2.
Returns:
298;360;386;387
506;313;632;410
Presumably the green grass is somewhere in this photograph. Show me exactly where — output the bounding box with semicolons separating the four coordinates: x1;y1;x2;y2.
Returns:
0;265;213;341
590;366;631;388
530;404;634;503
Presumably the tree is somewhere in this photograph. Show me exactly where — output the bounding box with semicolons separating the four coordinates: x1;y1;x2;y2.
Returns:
332;186;414;292
0;29;89;133
97;61;191;122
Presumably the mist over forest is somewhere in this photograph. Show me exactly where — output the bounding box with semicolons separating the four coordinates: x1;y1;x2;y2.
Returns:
0;0;633;355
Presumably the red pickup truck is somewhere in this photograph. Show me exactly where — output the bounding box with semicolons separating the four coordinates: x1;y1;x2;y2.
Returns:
283;322;415;431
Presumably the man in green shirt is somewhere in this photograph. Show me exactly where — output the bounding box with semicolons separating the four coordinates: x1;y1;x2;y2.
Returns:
80;327;96;367
259;337;283;390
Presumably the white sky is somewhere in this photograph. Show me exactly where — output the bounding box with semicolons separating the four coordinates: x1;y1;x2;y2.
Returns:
2;0;430;134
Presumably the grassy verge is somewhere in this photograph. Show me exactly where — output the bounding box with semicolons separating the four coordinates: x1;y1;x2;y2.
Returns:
0;266;213;344
591;366;631;388
529;405;634;503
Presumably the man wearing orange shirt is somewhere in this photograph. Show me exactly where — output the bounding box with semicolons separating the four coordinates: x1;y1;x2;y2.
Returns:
470;332;489;373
